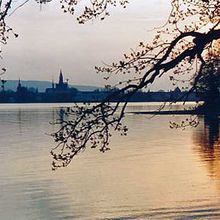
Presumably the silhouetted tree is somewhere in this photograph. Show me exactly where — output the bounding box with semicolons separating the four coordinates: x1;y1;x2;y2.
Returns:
194;39;220;113
0;0;19;75
49;0;220;169
195;58;220;113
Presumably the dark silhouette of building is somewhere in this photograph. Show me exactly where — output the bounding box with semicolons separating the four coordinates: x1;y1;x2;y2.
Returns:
0;74;200;103
45;70;77;102
56;70;68;90
46;70;70;93
16;79;29;102
16;79;38;103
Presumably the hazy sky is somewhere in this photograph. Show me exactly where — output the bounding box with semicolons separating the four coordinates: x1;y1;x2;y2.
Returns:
2;0;172;89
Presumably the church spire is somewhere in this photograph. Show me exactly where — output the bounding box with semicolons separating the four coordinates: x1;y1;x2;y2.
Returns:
59;69;64;85
16;78;22;92
18;78;21;88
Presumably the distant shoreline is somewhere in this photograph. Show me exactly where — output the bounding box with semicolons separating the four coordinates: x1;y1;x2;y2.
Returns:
130;110;196;115
130;109;220;116
0;100;199;104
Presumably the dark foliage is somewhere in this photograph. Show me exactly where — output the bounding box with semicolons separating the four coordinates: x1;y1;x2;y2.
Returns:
196;58;220;110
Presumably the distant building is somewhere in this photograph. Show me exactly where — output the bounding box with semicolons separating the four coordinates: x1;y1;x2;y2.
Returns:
46;70;69;93
55;70;68;91
16;79;28;102
0;73;201;103
16;79;38;103
16;79;27;93
45;70;77;102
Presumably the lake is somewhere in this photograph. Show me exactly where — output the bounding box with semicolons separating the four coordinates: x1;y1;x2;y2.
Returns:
0;103;220;220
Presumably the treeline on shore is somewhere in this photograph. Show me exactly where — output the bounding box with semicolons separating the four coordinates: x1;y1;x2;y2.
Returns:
0;87;199;103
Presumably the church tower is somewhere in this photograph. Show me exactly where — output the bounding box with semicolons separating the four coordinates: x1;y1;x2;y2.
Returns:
59;69;64;85
17;78;22;91
55;69;68;90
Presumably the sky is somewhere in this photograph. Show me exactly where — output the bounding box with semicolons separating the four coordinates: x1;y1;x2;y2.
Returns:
2;0;172;89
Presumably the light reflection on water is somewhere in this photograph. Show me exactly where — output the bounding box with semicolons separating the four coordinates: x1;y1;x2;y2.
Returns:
0;103;220;219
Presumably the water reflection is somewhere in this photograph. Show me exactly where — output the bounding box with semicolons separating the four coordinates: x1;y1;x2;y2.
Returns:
204;116;220;148
193;115;220;180
1;104;220;219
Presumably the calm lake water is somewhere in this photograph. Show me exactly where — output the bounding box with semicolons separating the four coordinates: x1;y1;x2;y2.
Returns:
1;103;220;220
